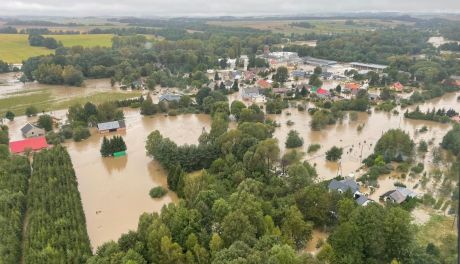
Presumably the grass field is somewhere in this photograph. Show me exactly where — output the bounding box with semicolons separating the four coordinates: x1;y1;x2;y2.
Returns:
416;214;457;247
0;89;141;116
0;34;113;63
207;19;413;35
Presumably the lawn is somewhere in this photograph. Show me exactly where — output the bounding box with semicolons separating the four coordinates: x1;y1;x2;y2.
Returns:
0;34;53;63
0;34;113;63
0;89;141;116
416;214;457;247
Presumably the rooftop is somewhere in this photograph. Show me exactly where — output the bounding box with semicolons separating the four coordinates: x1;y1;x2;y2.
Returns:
97;120;125;131
9;137;48;154
350;62;388;70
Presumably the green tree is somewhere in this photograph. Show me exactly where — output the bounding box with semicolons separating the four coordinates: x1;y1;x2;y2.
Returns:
374;129;414;162
4;111;15;121
326;146;343;161
62;65;84;86
37;114;53;131
285;130;303;148
25;106;38;117
273;67;288;84
281;205;313;250
100;136;111;157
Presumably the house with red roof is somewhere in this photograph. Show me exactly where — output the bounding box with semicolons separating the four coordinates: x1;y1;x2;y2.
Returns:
316;87;330;98
343;82;361;94
391;82;404;92
9;137;49;154
256;79;272;89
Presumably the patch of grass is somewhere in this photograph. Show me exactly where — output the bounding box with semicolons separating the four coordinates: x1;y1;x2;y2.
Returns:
0;33;113;63
149;186;167;198
416;214;457;247
0;34;53;63
49;34;113;47
0;89;141;115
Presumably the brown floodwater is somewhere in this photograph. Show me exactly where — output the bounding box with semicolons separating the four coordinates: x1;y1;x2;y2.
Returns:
0;72;119;100
3;69;458;250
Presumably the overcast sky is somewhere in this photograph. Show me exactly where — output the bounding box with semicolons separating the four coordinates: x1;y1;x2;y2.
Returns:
2;0;460;17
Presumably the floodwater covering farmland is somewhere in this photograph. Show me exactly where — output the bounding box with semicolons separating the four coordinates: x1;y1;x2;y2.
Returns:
2;72;459;249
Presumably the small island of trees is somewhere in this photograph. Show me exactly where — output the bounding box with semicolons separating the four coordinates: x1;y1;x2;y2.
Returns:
100;135;127;157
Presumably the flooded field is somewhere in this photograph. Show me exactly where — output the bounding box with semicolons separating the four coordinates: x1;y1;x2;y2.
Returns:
0;72;119;99
6;109;211;250
3;70;458;250
269;92;457;181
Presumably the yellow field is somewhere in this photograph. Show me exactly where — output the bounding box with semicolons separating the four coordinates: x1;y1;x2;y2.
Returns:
0;34;113;63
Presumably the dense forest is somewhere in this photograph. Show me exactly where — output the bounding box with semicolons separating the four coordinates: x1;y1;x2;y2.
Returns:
24;146;91;264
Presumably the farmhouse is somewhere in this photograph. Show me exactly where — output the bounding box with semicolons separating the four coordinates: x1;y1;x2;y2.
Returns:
97;120;126;134
21;123;45;138
9;137;48;154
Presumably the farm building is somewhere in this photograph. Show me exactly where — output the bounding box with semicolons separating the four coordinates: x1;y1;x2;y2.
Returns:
159;94;182;102
9;137;48;154
20;123;45;138
350;62;388;73
97;120;126;134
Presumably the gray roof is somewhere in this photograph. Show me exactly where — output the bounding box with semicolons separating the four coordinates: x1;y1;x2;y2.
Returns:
350;62;388;70
159;94;182;102
328;178;359;193
304;56;337;66
389;190;406;204
242;87;259;95
356;196;370;206
97;120;125;131
395;187;417;198
21;123;35;134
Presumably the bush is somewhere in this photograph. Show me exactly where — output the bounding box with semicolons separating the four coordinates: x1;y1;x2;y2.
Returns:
37;114;53;131
45;131;64;145
149;186;167;198
411;163;424;174
326;146;343;161
168;110;178;116
5;111;15;121
307;144;321;153
285;130;303;148
72;126;90;142
25;106;38;117
61;126;73;139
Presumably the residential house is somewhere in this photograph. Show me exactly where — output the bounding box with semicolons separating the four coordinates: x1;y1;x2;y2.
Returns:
256;79;272;89
381;187;417;204
316;87;330;99
97;120;126;134
21;123;45;138
159;94;182;102
242;87;261;101
356;195;373;206
391;82;404;92
9;137;48;154
224;80;234;90
343;82;361;94
328;178;360;196
244;71;256;81
291;70;306;79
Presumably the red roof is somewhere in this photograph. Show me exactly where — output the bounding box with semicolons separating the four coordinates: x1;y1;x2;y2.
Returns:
257;79;271;89
392;82;404;90
9;137;48;154
317;88;328;95
345;82;360;90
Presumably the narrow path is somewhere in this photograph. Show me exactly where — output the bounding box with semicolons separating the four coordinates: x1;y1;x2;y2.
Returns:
20;160;33;264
